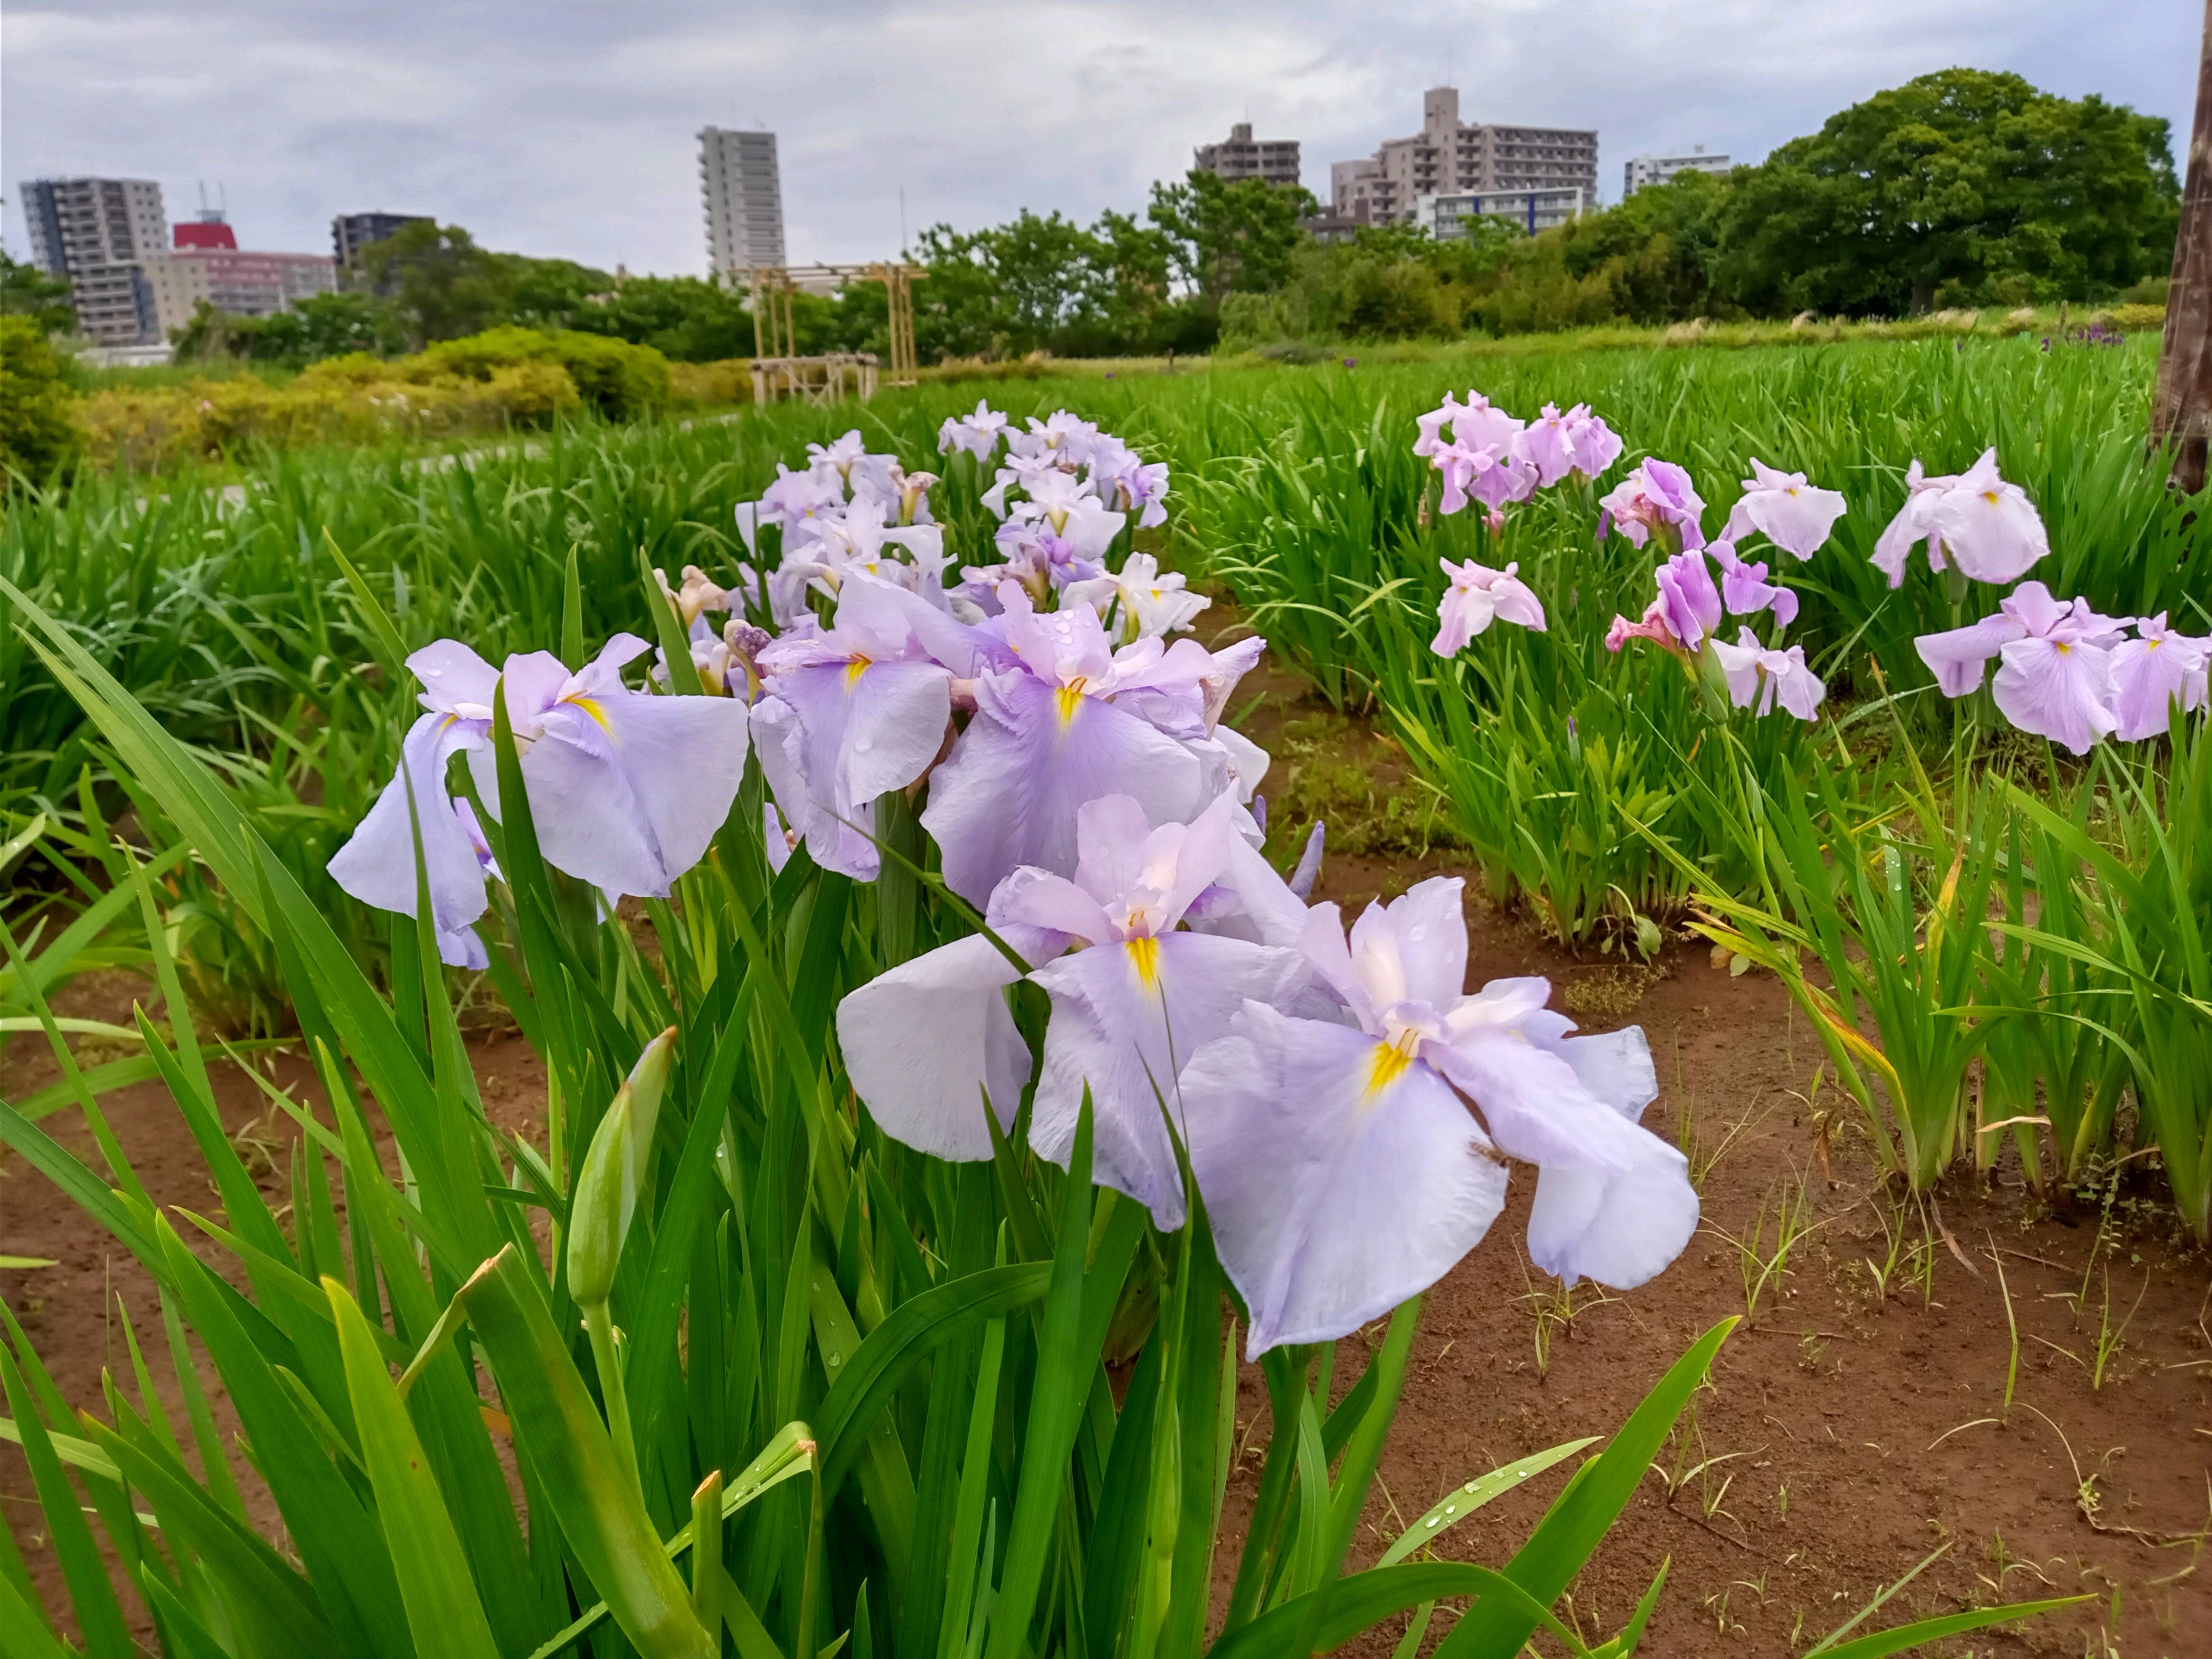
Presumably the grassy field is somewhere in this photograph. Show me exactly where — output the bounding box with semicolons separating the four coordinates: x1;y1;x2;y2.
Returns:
1;328;2202;1658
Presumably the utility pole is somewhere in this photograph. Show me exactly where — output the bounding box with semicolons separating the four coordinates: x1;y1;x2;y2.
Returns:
2152;0;2212;494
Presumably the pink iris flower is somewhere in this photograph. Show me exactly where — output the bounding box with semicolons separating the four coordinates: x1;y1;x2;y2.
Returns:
1711;628;1826;720
1721;459;1848;562
1915;580;2130;754
1431;558;1547;657
2109;613;2211;741
1872;449;2049;589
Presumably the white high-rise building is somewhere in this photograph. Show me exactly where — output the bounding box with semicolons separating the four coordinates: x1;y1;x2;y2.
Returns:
699;127;786;279
18;176;169;344
1623;145;1731;196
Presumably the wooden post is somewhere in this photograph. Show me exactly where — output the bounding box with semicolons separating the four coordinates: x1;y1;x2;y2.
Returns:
2152;0;2212;494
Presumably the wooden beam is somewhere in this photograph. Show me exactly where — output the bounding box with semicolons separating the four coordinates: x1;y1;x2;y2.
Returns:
2153;0;2212;494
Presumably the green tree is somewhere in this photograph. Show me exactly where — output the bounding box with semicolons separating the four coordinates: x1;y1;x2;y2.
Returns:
1147;170;1316;306
173;292;399;363
1714;68;2179;314
0;252;78;336
0;315;81;483
359;221;515;346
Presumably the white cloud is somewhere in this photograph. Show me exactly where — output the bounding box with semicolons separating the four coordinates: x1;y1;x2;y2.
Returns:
5;0;2197;276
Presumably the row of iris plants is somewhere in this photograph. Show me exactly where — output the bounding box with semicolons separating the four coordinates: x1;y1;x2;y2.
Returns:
0;396;2078;1656
1182;336;2209;1236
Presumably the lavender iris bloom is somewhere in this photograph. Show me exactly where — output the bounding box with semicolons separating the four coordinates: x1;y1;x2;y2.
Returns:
734;464;844;559
1430;558;1547;657
1064;552;1212;644
1872;449;2048;589
1177;877;1695;1355
1720;459;1848;562
1653;547;1724;651
1599;460;1707;550
1514;403;1578;487
1707;541;1800;628
1916;580;2129;754
751;580;962;879
937;400;1011;460
2110;613;2211;741
332;636;749;959
837;793;1312;1225
1087;437;1172;528
1560;404;1623;478
919;584;1262;904
1413;392;1470;459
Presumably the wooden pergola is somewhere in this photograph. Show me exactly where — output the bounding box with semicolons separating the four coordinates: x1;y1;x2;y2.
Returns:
747;262;925;389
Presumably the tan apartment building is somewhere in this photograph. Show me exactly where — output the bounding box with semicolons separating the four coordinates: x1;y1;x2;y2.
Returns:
1195;123;1301;189
1331;88;1597;229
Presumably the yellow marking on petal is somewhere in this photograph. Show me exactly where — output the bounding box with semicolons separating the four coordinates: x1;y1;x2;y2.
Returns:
1981;490;2000;505
2055;642;2072;656
1126;934;1161;993
563;694;614;734
1365;1035;1416;1100
845;655;871;688
1054;683;1085;727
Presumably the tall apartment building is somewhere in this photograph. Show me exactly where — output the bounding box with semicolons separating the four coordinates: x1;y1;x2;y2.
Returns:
1330;88;1597;229
1415;187;1588;240
1194;123;1301;189
1623;145;1731;196
143;211;337;339
331;211;431;270
18;176;169;345
700;127;786;280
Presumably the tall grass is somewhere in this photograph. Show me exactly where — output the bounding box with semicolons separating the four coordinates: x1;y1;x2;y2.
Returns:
0;570;2079;1658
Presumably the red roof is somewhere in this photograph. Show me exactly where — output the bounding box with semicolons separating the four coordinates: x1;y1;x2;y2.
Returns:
175;221;238;250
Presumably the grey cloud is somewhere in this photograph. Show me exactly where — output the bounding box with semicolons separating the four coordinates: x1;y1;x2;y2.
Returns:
6;1;2199;276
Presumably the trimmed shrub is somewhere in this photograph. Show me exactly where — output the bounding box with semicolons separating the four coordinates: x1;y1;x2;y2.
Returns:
410;326;670;420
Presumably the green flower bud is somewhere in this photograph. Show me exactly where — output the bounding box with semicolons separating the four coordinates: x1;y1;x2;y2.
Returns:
567;1026;676;1307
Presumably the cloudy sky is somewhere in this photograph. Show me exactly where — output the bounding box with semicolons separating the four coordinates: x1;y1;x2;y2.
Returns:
6;1;2201;276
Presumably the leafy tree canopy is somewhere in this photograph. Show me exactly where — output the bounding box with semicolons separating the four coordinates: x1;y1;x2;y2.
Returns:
1713;68;2180;314
1;253;79;337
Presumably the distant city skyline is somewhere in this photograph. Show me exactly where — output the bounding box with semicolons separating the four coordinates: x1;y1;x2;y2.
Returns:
5;1;2199;277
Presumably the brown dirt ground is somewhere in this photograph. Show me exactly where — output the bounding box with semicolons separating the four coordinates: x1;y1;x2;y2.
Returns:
6;674;2211;1658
